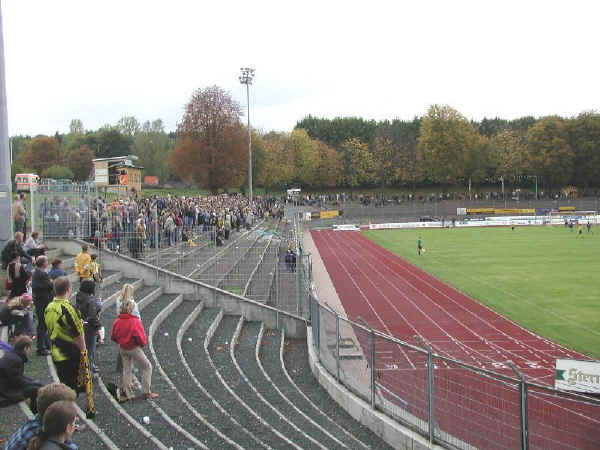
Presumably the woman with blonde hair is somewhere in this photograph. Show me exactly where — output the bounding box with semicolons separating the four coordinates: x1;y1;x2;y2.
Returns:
110;299;158;401
114;283;139;372
115;283;140;319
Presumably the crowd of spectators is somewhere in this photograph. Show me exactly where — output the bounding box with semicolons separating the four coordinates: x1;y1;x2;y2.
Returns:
41;193;284;256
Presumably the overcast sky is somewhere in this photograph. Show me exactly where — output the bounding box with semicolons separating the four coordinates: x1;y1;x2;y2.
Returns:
2;1;599;136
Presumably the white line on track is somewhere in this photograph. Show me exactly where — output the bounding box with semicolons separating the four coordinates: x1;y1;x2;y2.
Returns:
316;230;600;426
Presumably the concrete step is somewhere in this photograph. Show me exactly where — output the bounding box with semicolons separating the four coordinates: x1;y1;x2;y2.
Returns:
283;337;393;449
150;299;240;450
235;321;338;449
208;315;309;449
92;282;168;449
182;308;289;449
261;330;390;449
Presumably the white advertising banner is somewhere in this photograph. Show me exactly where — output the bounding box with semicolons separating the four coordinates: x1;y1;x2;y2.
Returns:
555;359;600;393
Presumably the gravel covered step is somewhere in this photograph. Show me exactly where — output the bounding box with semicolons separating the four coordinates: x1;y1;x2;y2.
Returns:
219;235;270;295
246;240;277;302
263;331;392;450
209;315;308;449
91;291;159;448
193;228;263;286
283;338;393;450
153;301;240;450
182;309;289;449
237;322;337;449
115;293;197;450
0;402;28;443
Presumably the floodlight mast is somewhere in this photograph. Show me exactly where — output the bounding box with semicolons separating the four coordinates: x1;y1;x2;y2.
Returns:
239;67;255;205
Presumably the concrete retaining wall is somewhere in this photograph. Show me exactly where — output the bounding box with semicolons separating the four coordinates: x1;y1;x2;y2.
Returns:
47;239;306;338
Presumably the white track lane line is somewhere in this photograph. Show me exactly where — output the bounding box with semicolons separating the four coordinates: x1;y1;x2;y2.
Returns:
351;232;588;373
334;231;600;424
312;230;417;369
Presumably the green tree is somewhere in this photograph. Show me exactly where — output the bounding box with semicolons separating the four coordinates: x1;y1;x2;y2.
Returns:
489;130;527;181
567;112;600;189
258;132;293;192
41;165;74;179
526;116;574;189
341;138;376;187
418;105;481;184
117;116;140;136
93;127;134;158
69;119;84;135
289;129;319;187
67;145;94;181
132;128;171;184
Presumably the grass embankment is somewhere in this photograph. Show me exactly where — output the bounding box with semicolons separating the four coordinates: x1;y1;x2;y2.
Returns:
363;226;600;358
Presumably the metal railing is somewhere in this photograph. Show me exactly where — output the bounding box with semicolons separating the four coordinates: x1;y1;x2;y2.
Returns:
309;295;600;449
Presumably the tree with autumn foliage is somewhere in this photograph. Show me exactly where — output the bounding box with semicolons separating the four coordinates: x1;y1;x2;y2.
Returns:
21;136;62;174
341;138;376;187
258;132;294;192
170;86;247;193
526;116;574;189
67;145;94;181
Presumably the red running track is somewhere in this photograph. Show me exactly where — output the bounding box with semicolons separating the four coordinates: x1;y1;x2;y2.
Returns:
312;229;600;450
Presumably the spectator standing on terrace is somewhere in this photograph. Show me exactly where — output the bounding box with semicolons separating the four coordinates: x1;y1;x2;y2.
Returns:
75;279;101;374
12;195;25;235
3;382;77;450
31;257;53;356
48;260;66;281
111;299;158;401
45;277;86;393
74;245;91;282
0;335;42;413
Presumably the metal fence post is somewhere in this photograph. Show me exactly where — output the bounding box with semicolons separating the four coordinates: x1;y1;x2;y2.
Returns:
335;314;340;382
370;328;376;409
154;206;159;282
508;361;528;450
29;185;35;234
427;350;435;444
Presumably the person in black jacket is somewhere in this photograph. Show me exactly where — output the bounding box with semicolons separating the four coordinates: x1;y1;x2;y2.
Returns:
0;335;42;412
1;232;32;270
32;256;53;356
75;279;101;374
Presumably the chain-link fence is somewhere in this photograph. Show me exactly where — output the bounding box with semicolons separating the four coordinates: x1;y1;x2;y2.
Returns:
309;296;600;450
32;184;311;319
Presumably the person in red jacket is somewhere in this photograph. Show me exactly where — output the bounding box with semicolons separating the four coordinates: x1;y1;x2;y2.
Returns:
110;300;158;401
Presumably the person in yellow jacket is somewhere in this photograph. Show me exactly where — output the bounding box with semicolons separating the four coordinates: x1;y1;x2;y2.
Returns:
74;244;92;282
44;277;86;393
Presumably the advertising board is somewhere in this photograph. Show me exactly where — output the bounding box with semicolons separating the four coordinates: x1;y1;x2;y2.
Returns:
555;359;600;393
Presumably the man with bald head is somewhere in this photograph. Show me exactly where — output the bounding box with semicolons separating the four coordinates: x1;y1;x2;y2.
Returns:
31;256;53;356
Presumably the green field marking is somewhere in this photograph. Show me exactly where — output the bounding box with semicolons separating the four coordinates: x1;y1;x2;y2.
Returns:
363;226;600;358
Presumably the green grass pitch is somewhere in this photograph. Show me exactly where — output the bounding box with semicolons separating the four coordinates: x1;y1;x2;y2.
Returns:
362;225;600;359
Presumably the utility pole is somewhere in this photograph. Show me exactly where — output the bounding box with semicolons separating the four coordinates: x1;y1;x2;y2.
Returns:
0;4;12;248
